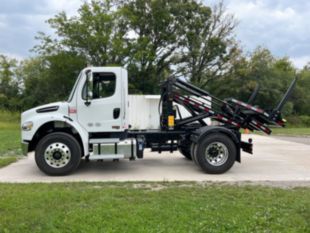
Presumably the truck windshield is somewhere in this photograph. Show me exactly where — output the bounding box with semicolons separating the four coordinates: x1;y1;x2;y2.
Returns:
67;71;82;102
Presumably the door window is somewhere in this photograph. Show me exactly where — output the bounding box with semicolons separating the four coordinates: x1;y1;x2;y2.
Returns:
82;72;116;99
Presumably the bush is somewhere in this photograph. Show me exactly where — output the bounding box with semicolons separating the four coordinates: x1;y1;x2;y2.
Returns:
286;115;310;127
0;110;20;123
299;115;310;127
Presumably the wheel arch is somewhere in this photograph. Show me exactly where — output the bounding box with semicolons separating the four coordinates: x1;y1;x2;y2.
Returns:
28;120;88;156
190;126;241;162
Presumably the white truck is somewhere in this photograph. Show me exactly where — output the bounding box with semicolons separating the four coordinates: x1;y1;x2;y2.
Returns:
21;67;295;176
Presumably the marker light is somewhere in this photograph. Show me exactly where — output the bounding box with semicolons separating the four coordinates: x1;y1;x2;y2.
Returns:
22;121;33;131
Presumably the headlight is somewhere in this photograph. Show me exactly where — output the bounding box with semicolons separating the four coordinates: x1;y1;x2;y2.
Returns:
22;121;33;131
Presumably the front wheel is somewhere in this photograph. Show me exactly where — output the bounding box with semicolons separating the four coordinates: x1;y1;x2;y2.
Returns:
35;132;82;176
194;133;236;174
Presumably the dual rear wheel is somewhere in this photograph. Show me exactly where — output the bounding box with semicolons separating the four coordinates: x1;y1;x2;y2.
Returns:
180;133;236;174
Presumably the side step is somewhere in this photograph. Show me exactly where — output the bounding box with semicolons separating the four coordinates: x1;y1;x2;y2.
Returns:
88;154;125;160
89;138;120;144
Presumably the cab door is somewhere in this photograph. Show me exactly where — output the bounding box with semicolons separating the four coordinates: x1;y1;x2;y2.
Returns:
77;68;123;132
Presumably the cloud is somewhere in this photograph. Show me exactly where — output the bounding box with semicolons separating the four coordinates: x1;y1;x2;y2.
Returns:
1;0;310;69
36;0;83;16
0;13;44;59
0;15;7;29
0;0;82;15
0;0;82;59
204;0;310;68
291;56;310;69
1;52;24;61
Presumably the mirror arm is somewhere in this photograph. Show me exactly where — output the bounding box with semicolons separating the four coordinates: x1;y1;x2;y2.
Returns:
84;69;93;106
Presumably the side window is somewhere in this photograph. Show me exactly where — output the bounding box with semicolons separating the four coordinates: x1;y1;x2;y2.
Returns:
83;72;116;99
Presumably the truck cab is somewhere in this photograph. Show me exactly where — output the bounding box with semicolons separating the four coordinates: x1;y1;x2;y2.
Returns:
69;67;129;133
21;67;133;175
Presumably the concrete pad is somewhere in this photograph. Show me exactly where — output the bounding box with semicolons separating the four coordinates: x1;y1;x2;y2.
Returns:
0;135;309;183
272;136;310;145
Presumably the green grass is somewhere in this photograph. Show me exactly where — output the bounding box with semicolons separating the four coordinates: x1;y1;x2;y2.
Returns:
243;127;310;136
0;110;20;122
270;127;310;136
0;183;309;232
0;157;18;168
0;127;20;154
0;111;21;168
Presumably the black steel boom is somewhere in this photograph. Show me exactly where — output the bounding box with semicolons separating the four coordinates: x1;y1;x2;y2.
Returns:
160;76;296;135
274;78;297;113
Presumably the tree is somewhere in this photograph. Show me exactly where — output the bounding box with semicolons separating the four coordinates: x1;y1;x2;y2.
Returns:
120;0;239;92
33;0;240;94
34;0;127;66
0;55;22;111
21;52;86;109
208;47;297;116
1;0;307;117
293;67;310;115
120;0;186;93
177;1;239;88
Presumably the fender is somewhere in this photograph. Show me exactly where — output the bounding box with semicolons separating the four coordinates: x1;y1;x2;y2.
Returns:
190;126;241;162
22;113;89;156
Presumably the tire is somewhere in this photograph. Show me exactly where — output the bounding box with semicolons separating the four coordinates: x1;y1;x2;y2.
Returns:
178;146;192;160
191;143;198;165
195;133;236;174
35;132;82;176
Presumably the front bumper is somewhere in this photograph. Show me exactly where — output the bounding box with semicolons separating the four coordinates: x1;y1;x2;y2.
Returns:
21;141;29;156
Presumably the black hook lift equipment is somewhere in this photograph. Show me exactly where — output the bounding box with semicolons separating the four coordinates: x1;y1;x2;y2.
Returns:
129;76;296;174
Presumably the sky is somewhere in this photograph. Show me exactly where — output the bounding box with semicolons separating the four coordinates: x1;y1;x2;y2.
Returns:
0;0;309;68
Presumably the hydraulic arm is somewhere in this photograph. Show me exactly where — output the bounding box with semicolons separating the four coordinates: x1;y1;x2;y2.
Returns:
160;77;297;135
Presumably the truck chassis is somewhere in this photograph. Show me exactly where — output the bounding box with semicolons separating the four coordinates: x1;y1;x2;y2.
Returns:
21;67;296;175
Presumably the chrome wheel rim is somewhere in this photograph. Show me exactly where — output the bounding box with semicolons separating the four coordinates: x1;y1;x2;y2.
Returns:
205;142;228;166
44;142;71;168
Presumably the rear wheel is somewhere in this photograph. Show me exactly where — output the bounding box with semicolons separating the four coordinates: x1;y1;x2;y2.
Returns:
178;146;192;160
178;138;193;160
195;133;236;174
191;143;198;165
35;132;82;176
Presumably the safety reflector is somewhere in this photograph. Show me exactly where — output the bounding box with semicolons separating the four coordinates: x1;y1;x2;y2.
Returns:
168;115;175;128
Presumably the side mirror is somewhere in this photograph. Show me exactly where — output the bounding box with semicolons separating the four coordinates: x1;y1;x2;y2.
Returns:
85;70;93;106
87;91;93;99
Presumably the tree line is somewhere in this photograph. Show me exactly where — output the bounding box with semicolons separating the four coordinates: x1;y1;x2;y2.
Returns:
0;0;309;119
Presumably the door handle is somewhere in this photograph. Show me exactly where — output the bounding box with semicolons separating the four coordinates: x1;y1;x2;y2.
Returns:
113;108;120;119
